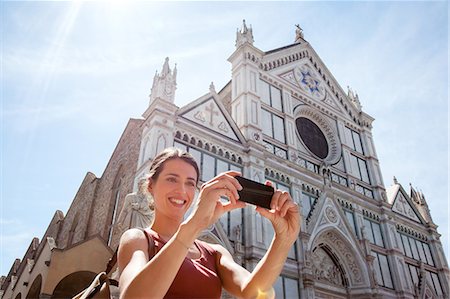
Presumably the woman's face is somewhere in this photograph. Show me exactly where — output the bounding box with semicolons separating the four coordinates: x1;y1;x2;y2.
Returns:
148;158;198;220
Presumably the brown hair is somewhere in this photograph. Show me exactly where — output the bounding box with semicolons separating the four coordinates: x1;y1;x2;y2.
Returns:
148;147;200;185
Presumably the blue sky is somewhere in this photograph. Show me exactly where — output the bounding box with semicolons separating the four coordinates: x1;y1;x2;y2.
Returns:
1;1;448;275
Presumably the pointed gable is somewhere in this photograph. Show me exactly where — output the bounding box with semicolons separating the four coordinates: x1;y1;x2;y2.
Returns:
260;41;373;128
307;195;360;246
387;183;424;224
178;92;245;143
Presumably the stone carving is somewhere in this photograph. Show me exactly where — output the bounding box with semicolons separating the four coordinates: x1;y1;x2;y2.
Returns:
392;192;420;222
181;100;238;141
314;230;363;285
280;71;297;86
311;247;344;286
194;110;206;123
27;258;34;272
47;237;57;250
117;178;154;230
295;24;304;42
218;121;229;133
347;86;362;111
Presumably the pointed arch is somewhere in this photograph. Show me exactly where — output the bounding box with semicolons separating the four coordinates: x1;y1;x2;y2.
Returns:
26;274;42;299
156;134;167;154
309;228;370;288
51;271;96;299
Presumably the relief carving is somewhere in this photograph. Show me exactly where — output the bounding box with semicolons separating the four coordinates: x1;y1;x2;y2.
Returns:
311;247;344;286
314;230;363;285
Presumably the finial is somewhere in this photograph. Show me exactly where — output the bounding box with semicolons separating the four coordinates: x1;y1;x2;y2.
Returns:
235;19;254;47
209;82;216;93
241;19;249;33
162;57;170;76
393;176;398;185
295;24;304;43
347;85;362;111
173;63;177;81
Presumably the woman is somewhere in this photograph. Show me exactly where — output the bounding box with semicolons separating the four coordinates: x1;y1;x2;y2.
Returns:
118;148;300;298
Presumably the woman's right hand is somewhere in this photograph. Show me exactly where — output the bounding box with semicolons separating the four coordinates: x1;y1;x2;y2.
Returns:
185;171;246;232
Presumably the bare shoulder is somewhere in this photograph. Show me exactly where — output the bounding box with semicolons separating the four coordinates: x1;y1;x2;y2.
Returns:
119;228;149;251
118;228;149;272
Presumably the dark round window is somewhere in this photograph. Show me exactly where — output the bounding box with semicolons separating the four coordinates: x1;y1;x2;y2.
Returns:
296;117;329;159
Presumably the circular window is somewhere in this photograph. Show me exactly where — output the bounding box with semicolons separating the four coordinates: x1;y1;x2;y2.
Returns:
296;117;329;159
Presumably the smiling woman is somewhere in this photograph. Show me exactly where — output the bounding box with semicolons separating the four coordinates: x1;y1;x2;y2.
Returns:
117;147;300;298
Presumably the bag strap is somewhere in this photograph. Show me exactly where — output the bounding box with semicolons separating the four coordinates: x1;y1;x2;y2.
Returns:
104;228;154;274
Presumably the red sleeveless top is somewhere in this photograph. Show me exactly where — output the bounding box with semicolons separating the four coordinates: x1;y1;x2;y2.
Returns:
145;229;222;299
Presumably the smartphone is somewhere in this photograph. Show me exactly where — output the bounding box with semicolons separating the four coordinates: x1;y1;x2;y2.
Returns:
235;176;274;209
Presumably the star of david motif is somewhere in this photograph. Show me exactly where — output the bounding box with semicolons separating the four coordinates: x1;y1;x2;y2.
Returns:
301;71;320;93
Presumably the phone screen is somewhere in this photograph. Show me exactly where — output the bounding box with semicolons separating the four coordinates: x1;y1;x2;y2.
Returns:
235;176;273;209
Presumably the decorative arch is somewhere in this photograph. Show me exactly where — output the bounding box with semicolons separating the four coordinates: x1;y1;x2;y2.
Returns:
309;228;370;288
141;136;152;164
51;271;96;299
156;134;167;154
26;274;42;299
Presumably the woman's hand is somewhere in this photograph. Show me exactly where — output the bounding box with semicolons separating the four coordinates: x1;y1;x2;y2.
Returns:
255;182;301;244
185;171;246;232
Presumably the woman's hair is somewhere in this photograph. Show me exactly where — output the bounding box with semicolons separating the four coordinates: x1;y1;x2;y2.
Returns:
148;147;200;185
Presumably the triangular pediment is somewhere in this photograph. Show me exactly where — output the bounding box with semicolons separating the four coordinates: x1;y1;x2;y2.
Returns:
388;184;424;224
261;42;366;125
306;194;370;287
178;93;245;144
307;195;360;246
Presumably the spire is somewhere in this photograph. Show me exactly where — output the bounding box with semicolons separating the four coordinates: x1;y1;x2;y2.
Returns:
410;184;433;223
235;19;254;48
209;81;216;94
161;57;171;76
295;24;304;43
347;85;362;111
149;57;177;105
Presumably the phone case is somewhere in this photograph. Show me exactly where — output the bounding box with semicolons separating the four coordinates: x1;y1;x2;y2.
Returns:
236;176;274;209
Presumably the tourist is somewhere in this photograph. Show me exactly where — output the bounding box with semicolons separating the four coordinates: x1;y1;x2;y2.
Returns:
118;147;300;298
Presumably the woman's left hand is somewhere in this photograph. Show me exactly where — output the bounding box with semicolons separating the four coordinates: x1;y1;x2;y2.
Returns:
255;182;301;244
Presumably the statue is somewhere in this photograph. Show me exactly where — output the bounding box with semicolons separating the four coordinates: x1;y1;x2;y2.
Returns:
117;178;154;230
295;24;304;42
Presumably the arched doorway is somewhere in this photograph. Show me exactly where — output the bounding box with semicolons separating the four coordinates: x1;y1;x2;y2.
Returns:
26;274;42;298
308;228;371;298
51;271;96;299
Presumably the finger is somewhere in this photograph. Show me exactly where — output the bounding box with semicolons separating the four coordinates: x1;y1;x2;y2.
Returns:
265;180;273;187
280;199;296;218
211;172;243;191
221;200;246;213
212;180;241;204
255;206;274;222
204;179;240;199
277;192;290;216
270;190;282;211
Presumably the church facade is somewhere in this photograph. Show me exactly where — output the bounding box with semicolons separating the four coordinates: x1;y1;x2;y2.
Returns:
1;22;449;299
